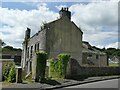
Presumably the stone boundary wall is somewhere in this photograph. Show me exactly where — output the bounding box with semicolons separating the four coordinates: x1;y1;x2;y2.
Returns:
77;66;120;77
67;66;120;79
66;59;120;78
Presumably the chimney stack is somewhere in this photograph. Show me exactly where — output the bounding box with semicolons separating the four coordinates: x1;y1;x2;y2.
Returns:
59;7;71;20
25;27;31;40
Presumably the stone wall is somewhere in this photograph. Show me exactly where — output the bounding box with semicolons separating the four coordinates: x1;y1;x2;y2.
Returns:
46;16;83;67
77;67;120;77
66;58;120;79
82;52;107;67
23;29;47;74
28;29;46;52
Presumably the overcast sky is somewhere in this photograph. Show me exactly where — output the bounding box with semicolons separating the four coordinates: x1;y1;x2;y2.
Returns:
0;0;119;49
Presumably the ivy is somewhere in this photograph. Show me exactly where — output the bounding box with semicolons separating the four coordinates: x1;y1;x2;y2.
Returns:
49;54;70;79
36;51;48;82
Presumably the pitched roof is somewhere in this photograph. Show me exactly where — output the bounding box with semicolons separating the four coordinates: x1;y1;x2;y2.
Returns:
2;50;22;56
82;41;106;55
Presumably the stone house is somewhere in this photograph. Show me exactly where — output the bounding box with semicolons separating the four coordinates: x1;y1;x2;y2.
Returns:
2;50;22;65
82;41;108;67
21;7;83;75
110;56;119;64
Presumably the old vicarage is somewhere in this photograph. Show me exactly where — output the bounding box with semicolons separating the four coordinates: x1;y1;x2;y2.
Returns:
21;7;108;79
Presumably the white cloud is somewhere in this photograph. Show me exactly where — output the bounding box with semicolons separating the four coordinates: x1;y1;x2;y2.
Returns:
0;4;59;48
105;42;120;49
83;32;117;43
95;41;120;49
69;1;118;47
1;1;118;49
70;2;117;28
55;5;67;10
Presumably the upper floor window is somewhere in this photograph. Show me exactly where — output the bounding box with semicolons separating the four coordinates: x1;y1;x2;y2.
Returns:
34;44;37;52
30;46;33;58
27;47;29;58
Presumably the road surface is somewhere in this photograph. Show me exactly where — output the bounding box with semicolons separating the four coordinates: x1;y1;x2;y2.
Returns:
65;79;119;88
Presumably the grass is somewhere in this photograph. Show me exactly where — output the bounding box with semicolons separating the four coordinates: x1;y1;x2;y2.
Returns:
1;81;15;86
23;73;34;83
109;63;120;67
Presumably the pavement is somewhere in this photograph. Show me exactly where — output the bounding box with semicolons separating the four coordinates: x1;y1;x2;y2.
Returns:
1;75;120;90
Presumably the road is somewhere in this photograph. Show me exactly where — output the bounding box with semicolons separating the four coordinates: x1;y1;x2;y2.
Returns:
65;79;119;88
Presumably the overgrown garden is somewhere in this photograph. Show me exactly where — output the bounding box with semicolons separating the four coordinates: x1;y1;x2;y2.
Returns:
49;54;70;79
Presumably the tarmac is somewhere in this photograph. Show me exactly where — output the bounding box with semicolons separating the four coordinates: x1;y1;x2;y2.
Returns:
1;75;120;90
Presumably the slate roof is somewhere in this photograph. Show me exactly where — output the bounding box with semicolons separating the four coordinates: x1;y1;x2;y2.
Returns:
82;41;106;55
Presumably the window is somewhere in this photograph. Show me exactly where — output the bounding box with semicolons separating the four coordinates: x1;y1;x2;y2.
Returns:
88;54;92;57
37;43;39;51
27;47;29;58
14;56;21;63
30;46;33;58
96;55;99;59
34;44;37;52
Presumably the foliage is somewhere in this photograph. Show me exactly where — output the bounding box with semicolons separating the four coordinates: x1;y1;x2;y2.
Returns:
23;73;33;83
90;46;120;58
2;46;22;51
49;53;70;79
3;62;13;81
112;50;120;57
36;51;48;82
103;48;120;58
2;62;16;82
8;65;16;82
109;63;119;67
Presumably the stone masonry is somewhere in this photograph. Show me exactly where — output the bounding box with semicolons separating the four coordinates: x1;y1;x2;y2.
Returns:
21;7;83;78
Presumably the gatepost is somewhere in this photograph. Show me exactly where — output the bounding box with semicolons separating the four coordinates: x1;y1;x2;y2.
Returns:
16;66;22;83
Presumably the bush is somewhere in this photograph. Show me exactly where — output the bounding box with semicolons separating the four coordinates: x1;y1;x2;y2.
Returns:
49;53;70;79
2;62;16;82
8;66;16;82
36;51;48;82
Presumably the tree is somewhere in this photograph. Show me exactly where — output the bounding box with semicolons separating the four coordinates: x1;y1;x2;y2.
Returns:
3;46;13;50
2;46;22;51
104;48;120;58
112;49;120;57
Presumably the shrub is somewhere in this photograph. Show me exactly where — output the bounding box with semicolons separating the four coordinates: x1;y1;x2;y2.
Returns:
8;66;16;82
49;53;70;79
2;62;14;81
2;62;16;82
36;51;48;82
49;58;60;78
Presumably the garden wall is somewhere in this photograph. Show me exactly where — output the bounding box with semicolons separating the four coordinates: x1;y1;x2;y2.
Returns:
66;58;120;79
